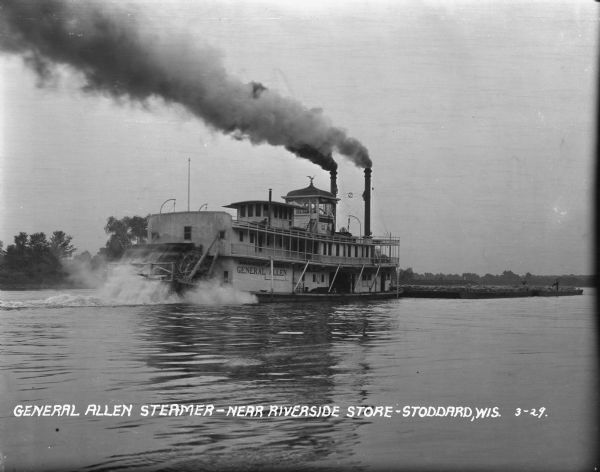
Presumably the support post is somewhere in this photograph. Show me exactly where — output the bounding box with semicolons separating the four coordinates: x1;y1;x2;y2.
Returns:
293;261;310;292
369;265;381;292
328;264;341;293
207;250;219;277
270;257;274;294
354;264;365;293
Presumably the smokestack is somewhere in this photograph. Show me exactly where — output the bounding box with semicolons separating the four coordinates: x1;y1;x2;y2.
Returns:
330;169;337;196
364;168;372;238
330;169;338;234
268;188;272;227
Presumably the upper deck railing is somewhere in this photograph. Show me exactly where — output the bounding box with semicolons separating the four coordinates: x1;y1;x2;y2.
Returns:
232;220;399;247
230;220;399;266
230;243;399;266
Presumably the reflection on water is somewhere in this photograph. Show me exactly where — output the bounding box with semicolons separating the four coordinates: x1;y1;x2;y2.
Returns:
0;290;596;471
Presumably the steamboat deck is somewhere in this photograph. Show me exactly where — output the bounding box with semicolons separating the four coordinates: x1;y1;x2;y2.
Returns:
128;169;401;300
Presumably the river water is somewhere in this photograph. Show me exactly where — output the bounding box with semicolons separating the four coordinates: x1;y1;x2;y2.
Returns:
0;276;596;471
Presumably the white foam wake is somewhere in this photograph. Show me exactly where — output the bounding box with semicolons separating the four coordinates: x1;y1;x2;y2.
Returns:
184;280;257;305
0;293;103;309
0;264;257;309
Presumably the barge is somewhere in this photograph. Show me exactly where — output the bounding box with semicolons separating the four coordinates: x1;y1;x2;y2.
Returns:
398;285;583;299
126;168;401;302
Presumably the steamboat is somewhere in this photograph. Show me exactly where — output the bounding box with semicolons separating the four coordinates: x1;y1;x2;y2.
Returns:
125;168;401;302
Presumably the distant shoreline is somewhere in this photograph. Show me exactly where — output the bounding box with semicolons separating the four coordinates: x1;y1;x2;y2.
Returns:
0;282;87;291
398;280;596;288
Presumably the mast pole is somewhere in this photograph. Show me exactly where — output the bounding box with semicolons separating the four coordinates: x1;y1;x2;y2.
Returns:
187;158;191;211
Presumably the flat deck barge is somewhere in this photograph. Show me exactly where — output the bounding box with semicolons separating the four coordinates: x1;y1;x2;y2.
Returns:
398;285;583;299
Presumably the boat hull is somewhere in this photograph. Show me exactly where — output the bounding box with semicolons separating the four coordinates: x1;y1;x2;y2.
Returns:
252;290;403;303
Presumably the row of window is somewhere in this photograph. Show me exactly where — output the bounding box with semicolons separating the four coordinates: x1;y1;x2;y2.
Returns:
239;204;293;220
312;273;326;283
238;230;374;258
293;203;333;215
184;226;225;240
182;226;384;261
227;271;389;284
306;273;388;282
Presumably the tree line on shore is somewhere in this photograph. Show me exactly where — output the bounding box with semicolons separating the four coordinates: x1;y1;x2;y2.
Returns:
0;231;76;287
0;216;147;288
397;268;594;288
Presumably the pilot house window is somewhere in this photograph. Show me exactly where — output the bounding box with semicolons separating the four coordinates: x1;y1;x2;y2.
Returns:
184;226;192;240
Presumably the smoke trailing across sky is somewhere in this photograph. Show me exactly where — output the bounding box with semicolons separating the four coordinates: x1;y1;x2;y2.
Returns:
0;0;372;170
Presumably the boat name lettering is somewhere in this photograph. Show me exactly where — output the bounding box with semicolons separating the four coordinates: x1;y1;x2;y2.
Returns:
237;265;287;277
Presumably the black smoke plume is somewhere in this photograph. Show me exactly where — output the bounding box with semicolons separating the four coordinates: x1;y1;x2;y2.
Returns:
285;146;337;172
0;0;372;170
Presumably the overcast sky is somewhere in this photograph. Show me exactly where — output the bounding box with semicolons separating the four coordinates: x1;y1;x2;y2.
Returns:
0;0;596;275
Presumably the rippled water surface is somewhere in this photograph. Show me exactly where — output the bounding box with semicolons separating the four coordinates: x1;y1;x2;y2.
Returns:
0;287;596;471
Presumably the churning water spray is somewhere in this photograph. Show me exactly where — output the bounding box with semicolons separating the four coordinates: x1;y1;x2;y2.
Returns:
0;264;257;309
